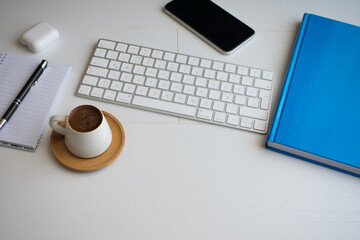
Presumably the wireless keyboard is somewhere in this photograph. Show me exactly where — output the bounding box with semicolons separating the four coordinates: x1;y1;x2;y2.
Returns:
76;39;274;133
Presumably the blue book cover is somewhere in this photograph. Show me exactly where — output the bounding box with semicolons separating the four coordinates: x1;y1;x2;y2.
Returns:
266;13;360;177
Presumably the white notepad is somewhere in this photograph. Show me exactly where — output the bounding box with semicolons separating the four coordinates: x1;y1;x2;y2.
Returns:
0;54;71;151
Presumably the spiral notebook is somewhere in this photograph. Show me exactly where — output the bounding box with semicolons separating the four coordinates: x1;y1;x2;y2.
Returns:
0;54;71;151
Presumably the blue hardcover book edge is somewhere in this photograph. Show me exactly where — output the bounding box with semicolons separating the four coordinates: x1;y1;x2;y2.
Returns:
268;13;310;142
266;13;360;177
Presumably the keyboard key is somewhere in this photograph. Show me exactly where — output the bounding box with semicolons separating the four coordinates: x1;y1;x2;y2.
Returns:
208;80;220;90
242;76;253;86
213;101;225;111
164;52;176;61
128;45;140;54
226;104;238;114
145;68;158;77
240;117;253;128
254;120;267;131
143;57;154;67
262;71;274;80
121;63;133;73
123;83;136;93
200;59;212;68
174;93;186;104
167;62;179;72
216;72;228;81
213;61;224;70
152;50;163;59
246;87;258;97
135;86;148;96
221;82;232;92
110;81;123;91
200;99;212;109
183;85;195;95
91;57;109;68
116;43;128;52
91;87;104;97
254;79;272;90
98;78;111;88
119;72;132;82
229;74;241;84
198;109;213;120
222;93;234;103
116;93;132;103
259;90;271;110
139;47;151;56
109;60;121;70
148;88;161;99
94;48;107;57
170;72;182;82
214;112;226;123
106;50;118;60
227;115;240;126
204;69;216;79
188;57;200;66
225;64;236;73
87;66;108;78
171;82;183;93
158;80;170;90
235;95;246;105
103;90;117;100
248;97;260;108
237;66;249;75
234;85;245;94
130;55;142;65
176;54;187;63
154;60;166;69
82;75;98;86
187;96;199;106
98;39;116;49
195;77;207;87
145;77;157;88
249;68;261;78
196;87;208;98
133;75;145;85
78;84;91;95
118;53;130;62
179;64;191;74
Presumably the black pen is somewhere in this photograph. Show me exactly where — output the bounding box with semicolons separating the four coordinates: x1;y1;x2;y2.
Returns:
0;59;48;130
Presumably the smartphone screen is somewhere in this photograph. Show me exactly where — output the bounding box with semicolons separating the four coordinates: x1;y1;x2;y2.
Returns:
164;0;255;55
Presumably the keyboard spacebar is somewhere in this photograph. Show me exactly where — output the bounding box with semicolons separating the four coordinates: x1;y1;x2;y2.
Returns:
132;96;197;117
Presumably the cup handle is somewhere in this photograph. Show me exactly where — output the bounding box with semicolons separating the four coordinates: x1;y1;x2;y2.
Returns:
49;115;67;135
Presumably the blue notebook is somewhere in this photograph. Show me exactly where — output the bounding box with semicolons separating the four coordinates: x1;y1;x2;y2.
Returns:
266;13;360;177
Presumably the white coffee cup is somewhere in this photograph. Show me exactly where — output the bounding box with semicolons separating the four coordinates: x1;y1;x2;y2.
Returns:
49;105;112;158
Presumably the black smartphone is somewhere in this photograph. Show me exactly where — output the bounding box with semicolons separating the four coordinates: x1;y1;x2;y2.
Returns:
164;0;255;55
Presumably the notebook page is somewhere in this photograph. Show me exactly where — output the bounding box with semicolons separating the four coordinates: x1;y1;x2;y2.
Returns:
0;54;70;150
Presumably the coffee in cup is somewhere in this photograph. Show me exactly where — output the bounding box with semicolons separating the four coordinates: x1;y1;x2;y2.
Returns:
49;105;112;158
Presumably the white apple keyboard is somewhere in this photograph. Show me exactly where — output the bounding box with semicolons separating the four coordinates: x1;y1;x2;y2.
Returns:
76;39;274;133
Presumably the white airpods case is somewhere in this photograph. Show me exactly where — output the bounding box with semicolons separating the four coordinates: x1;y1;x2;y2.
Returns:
20;22;59;52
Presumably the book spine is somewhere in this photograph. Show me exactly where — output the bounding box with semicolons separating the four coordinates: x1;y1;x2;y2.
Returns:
266;13;311;143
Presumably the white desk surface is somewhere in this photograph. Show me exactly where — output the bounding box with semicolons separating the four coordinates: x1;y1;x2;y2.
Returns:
1;0;360;239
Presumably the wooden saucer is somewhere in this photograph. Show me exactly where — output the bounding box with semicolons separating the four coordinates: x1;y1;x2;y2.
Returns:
50;111;125;172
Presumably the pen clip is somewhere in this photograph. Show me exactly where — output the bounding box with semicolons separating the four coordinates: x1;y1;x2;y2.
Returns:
33;60;48;85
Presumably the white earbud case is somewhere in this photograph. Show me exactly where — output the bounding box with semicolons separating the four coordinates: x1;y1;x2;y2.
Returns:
20;22;59;52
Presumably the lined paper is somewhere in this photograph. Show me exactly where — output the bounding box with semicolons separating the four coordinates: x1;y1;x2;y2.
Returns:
0;54;71;150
